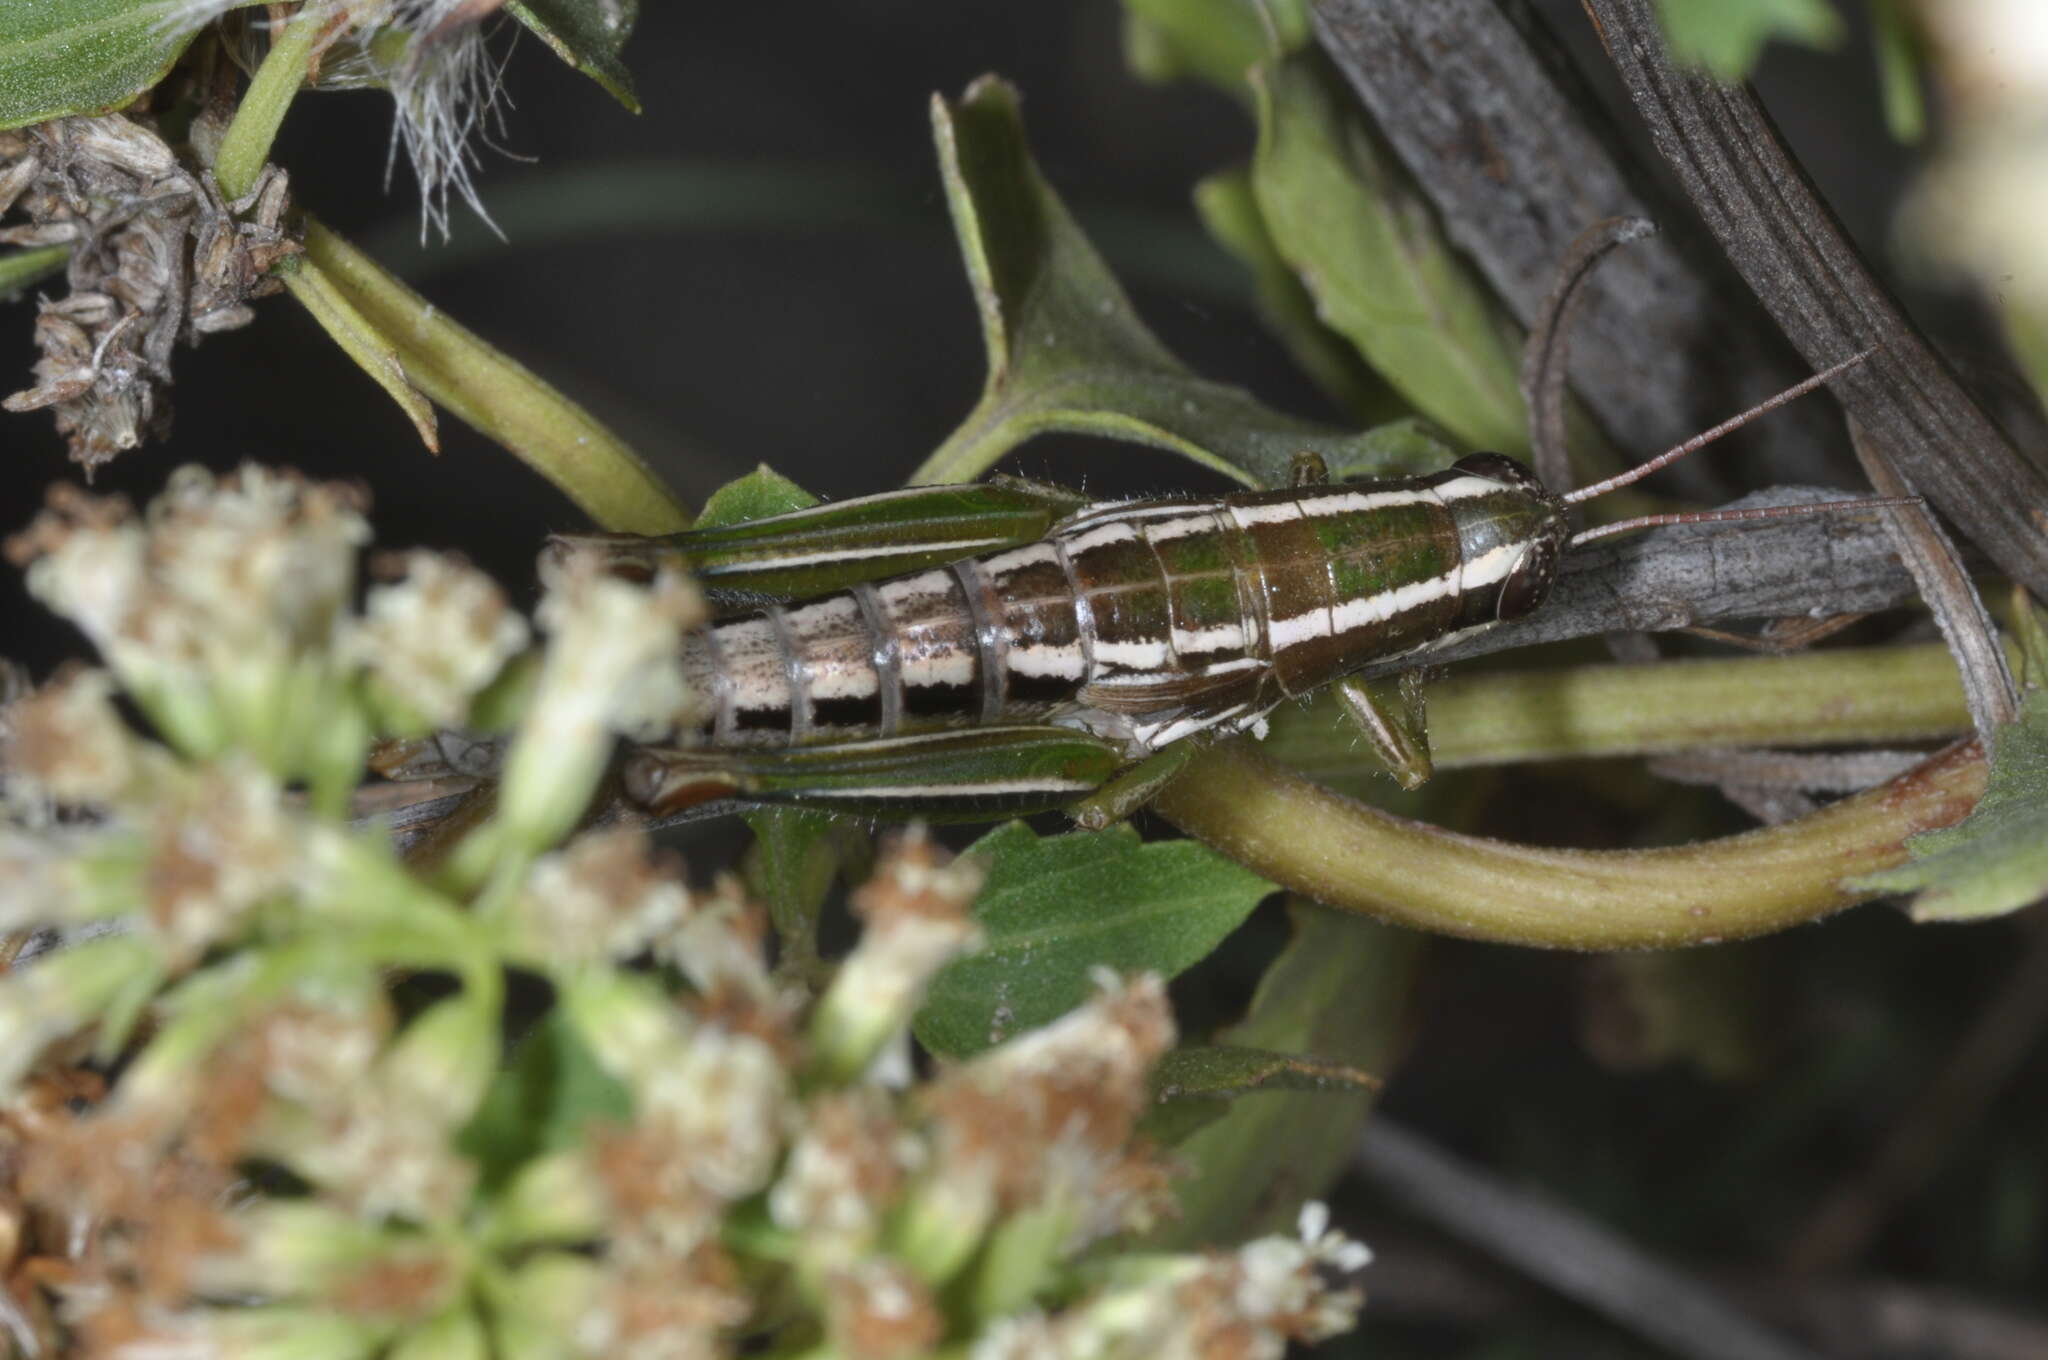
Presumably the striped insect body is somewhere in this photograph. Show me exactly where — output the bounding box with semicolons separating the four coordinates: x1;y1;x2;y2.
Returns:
631;453;1569;817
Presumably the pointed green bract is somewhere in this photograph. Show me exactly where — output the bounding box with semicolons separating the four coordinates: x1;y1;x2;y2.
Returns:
505;0;640;112
915;76;1443;491
1850;690;2048;922
913;821;1273;1059
1120;0;1309;98
696;464;819;528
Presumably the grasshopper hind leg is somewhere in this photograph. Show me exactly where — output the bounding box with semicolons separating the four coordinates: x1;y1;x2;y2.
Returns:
625;725;1125;823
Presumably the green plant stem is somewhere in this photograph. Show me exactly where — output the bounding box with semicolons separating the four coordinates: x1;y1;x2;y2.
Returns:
214;5;326;200
1154;739;1988;950
1269;643;1977;774
0;244;69;299
295;218;691;533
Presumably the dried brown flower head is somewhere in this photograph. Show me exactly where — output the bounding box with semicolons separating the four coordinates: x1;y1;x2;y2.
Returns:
0;116;298;471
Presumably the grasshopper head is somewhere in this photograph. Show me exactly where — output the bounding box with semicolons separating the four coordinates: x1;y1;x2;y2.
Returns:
1443;453;1569;625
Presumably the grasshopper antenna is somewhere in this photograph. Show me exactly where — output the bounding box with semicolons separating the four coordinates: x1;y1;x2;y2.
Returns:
1568;495;1922;549
1560;348;1877;506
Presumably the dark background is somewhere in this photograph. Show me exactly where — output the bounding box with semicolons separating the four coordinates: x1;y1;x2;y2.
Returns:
5;4;2043;1355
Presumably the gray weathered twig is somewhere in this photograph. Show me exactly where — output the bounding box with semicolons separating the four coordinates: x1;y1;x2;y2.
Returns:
1581;0;2048;597
1312;0;1843;483
1355;486;1923;680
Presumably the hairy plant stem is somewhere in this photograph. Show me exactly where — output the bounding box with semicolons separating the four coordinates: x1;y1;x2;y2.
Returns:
1270;643;1981;774
295;219;690;533
214;5;326;201
1154;740;1987;949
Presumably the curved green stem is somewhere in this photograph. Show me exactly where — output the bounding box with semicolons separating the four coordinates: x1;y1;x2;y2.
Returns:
0;244;69;299
1155;739;1987;950
1268;643;1978;774
214;5;327;200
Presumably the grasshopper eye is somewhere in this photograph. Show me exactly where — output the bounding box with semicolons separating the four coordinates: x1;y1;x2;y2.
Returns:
1495;538;1558;621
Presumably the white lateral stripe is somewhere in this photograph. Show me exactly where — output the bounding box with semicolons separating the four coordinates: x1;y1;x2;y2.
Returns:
1141;513;1222;543
1093;638;1172;670
1456;540;1523;592
700;537;1010;573
1171;623;1246;653
1063;520;1142;555
1431;475;1510;504
982;543;1062;574
1295;487;1436;517
899;650;976;689
807;777;1098;799
876;569;958;608
1328;564;1462;633
1007;644;1088;678
1225;500;1305;529
1268;608;1333;649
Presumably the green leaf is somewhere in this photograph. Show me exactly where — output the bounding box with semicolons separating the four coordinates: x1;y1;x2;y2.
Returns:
1850;690;2048;922
1250;54;1529;456
1150;902;1420;1247
504;0;640;112
1120;0;1310;97
1868;0;1926;144
744;806;852;984
1193;168;1395;424
914;821;1274;1059
913;76;1442;491
0;1;263;130
458;1009;633;1192
696;464;819;529
1650;0;1844;80
292;217;688;534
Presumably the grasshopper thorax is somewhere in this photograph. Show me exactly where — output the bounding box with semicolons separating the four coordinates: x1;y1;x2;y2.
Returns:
1442;452;1570;627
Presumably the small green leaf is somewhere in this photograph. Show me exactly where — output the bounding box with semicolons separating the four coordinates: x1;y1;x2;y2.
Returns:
696;465;820;529
504;0;640;112
1250;55;1528;456
1850;691;2048;922
1651;0;1844;80
914;76;1440;490
0;1;263;130
1120;0;1310;97
1151;902;1420;1247
458;1009;633;1191
1193;168;1395;424
914;821;1274;1059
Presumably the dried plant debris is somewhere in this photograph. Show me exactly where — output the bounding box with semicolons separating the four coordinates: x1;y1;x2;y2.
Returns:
0;115;298;471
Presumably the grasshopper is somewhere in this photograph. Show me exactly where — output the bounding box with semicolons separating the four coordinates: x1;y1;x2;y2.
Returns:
589;357;1904;825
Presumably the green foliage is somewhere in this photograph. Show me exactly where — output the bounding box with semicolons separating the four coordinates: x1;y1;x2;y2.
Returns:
1153;904;1418;1246
915;822;1274;1059
458;1010;633;1192
916;75;1444;490
1248;54;1529;456
1193;168;1394;424
505;0;643;112
1121;0;1309;96
0;0;261;129
1651;0;1844;80
1852;691;2048;921
0;244;67;301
